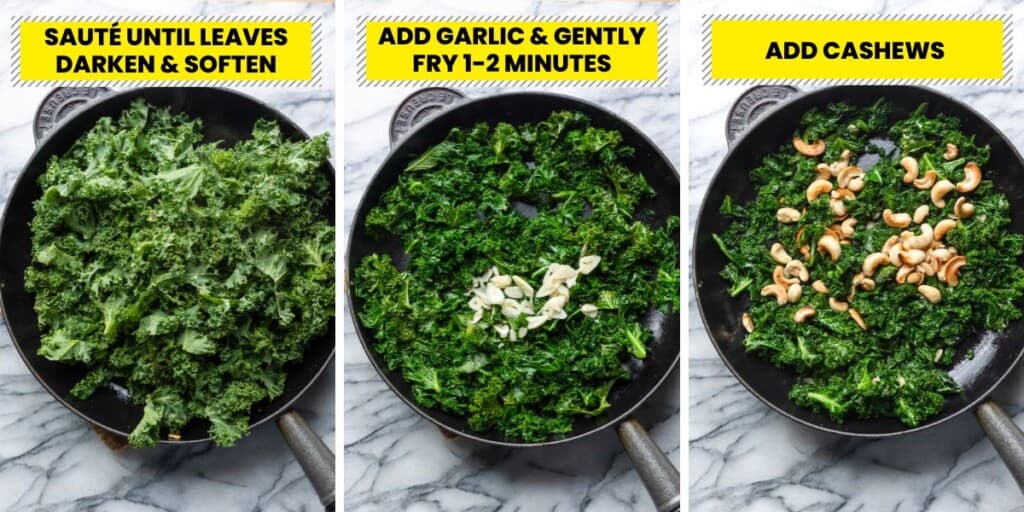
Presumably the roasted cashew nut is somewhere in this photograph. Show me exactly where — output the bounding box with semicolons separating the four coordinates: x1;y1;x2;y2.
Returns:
770;242;792;264
913;170;937;190
883;209;912;228
807;179;833;202
931;180;955;208
900;156;919;184
957;162;981;193
793;306;816;323
954;197;975;218
793;137;826;157
934;219;957;241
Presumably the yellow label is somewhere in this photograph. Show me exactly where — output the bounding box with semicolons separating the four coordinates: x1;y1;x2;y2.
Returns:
707;17;1007;82
361;19;661;83
16;18;316;83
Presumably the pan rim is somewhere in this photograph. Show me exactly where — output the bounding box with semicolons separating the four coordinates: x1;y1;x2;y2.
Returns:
691;84;1024;438
1;86;336;445
344;90;680;447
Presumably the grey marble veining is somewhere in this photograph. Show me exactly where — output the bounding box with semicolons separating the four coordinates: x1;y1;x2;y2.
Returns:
0;1;335;511
343;1;680;510
691;1;1024;511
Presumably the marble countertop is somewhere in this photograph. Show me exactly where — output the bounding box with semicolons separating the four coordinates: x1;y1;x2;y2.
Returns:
690;2;1024;511
0;1;335;511
342;1;679;510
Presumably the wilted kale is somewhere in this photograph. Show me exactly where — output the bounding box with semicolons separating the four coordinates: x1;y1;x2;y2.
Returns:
717;100;1024;427
25;100;335;447
354;111;679;442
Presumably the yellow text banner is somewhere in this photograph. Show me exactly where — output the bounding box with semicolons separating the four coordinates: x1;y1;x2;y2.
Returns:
15;18;319;84
360;18;663;85
706;17;1008;83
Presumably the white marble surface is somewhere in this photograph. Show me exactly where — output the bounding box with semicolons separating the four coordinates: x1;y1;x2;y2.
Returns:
0;1;335;511
342;1;680;510
690;1;1024;511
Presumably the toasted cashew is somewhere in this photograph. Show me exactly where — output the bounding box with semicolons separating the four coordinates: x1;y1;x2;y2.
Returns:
918;261;937;277
761;284;788;306
900;156;919;184
934;219;957;241
829;297;849;312
794;306;816;323
793;137;825;156
807;179;833;202
742;312;754;333
800;244;811;260
906;272;924;285
943;143;959;161
774;265;800;287
849;308;867;330
847;177;865;192
785;259;810;282
830;198;848;218
918;285;942;303
954;197;975;219
770;242;792;264
888;244;903;267
883;209;912;228
896;265;914;284
787;283;803;303
812;280;829;294
776;207;802;223
882;235;900;253
815;163;833;180
840;218;857;238
832;189;856;200
913;170;937;190
943;256;967;287
913;205;930;224
862;252;888;277
904;224;934;250
818;235;841;262
931;248;953;262
931;180;955;208
837;166;864;188
957;162;982;193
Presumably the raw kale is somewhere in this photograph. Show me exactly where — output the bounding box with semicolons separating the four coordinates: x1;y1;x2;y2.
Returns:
25;100;335;447
718;100;1024;427
354;111;679;442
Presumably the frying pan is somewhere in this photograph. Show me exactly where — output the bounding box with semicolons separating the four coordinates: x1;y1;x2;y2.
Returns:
346;89;681;511
694;85;1024;489
0;87;336;508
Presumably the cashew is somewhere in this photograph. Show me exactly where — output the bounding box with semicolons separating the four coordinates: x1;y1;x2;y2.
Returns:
904;224;934;250
830;198;848;218
807;179;833;202
776;207;802;223
900;156;919;184
862;253;888;277
849;308;867;330
774;265;800;287
742;312;754;333
906;272;924;285
954;197;975;218
901;249;927;266
882;235;900;253
888;244;903;267
934;219;957;241
931;180;955;208
793;306;816;323
785;259;810;282
859;277;876;291
896;265;914;284
787;283;803;303
817;235;841;262
761;284;788;305
883;209;912;228
840;218;857;238
793;137;825;156
829;297;849;312
943;143;959;161
812;280;829;294
815;163;832;180
837;166;864;188
913;205;930;224
913;170;937;190
847;177;865;192
934;348;945;363
957;162;981;193
770;243;792;264
918;262;936;277
832;188;856;200
931;248;953;262
800;244;811;260
918;285;942;303
943;255;966;287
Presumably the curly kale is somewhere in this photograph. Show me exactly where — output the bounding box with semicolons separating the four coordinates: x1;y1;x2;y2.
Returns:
718;100;1024;427
354;111;679;442
25;100;335;447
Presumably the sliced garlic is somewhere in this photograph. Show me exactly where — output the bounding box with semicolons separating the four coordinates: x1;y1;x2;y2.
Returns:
504;286;524;299
526;315;548;329
490;275;512;288
484;283;505;305
512;276;534;298
581;303;598;318
501;299;520;318
578;255;601;275
494;323;510;338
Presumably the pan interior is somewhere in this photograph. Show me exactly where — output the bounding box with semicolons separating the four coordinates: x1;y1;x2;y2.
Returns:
347;92;680;446
0;88;335;443
694;85;1024;436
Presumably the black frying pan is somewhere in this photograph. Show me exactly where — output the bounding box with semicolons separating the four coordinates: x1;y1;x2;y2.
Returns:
346;90;681;511
0;87;336;508
694;85;1024;487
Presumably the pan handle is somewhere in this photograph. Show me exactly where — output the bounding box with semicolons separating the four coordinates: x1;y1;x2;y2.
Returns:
388;87;466;148
724;85;801;148
277;410;336;509
616;418;680;512
975;400;1024;490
